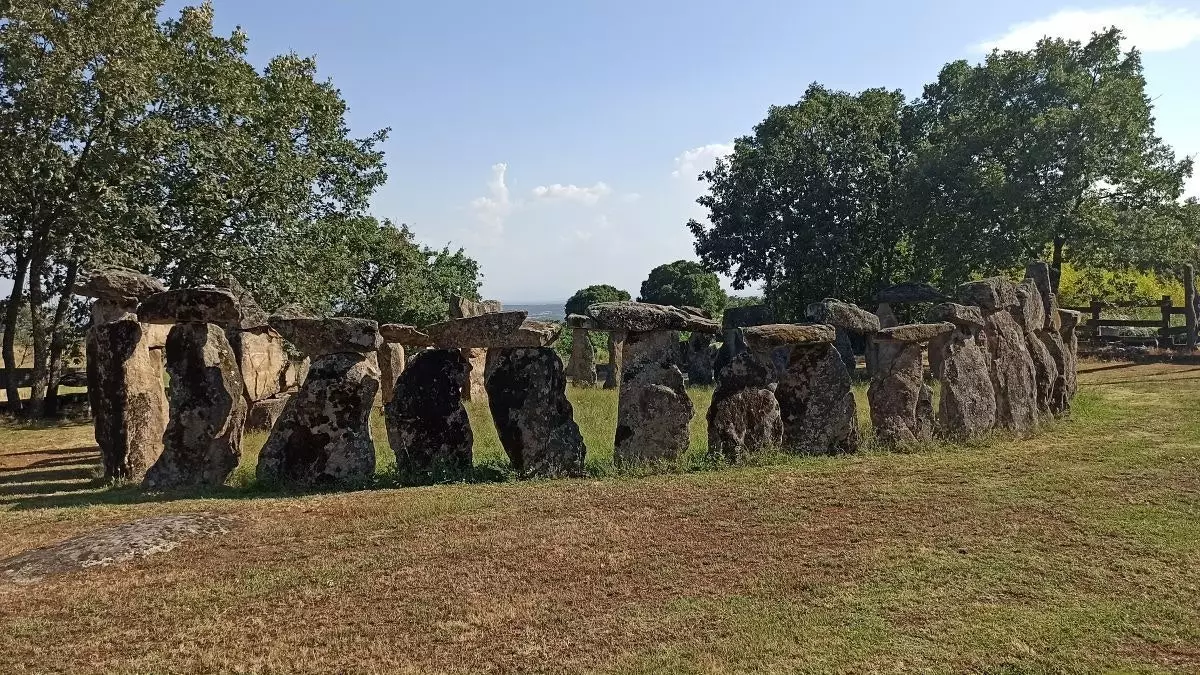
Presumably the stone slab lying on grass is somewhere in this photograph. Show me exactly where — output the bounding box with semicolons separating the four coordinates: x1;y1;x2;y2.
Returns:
587;301;720;334
741;324;836;351
269;316;381;356
137;288;242;326
1;513;234;585
423;311;529;348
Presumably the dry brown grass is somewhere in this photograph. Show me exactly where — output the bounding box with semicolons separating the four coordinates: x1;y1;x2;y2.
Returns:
0;362;1198;673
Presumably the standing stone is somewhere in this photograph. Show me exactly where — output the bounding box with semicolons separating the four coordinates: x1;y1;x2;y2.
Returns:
707;350;782;462
87;320;168;481
776;343;860;454
485;347;586;478
568;328;598;387
604;331;625;389
927;305;996;438
959;278;1038;433
866;302;901;376
460;348;489;402
684;332;715;385
867;341;928;445
385;349;473;478
1015;280;1060;417
144;323;247;489
614;331;693;466
1058;309;1082;402
377;342;406;404
449;296;503;318
255;352;379;484
244;394;291;433
226;327;289;402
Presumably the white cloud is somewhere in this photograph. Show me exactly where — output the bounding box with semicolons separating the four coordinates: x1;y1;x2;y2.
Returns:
975;5;1200;53
531;181;613;205
672;143;734;178
469;163;515;234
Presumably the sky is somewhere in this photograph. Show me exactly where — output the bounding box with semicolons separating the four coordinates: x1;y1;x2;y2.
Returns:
161;0;1200;303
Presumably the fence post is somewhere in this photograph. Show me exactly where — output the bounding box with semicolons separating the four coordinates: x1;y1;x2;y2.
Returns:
1160;294;1174;347
1186;264;1197;351
1090;300;1102;327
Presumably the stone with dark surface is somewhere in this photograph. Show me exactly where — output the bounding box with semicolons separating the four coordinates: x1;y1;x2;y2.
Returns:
144;323;247;489
684;332;716;385
957;277;1019;312
1015;281;1060;417
424;311;528;348
137;288;242;326
255;352;379;484
929;329;996;438
875;322;956;343
587;301;720;334
385;349;473;477
876;282;948;304
776;344;860;454
91;298;138;324
867;341;929;445
707;350;782;461
806;299;881;334
486;320;562;348
205;275;268;329
86;320;168;481
377;342;406;404
981;309;1039;432
227;327;288;402
1;513;233;585
75;267;165;303
244;394;290;433
866;302;902;376
268;316;381;356
485;347;586;478
380;324;434;346
722;304;774;330
927;302;985;330
741;324;836;352
1038;330;1071;415
614;331;693;466
604;331;625;389
449;296;503;318
568;328;598;387
1058;309;1082;402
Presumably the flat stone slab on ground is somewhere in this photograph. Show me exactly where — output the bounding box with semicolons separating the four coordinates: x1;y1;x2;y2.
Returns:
1;513;234;585
423;311;529;348
741;324;836;351
269;316;381;356
587;301;720;334
137;288;242;326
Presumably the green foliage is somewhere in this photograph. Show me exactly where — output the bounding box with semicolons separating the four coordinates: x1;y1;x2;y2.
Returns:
1056;263;1184;308
638;260;727;317
564;284;631;317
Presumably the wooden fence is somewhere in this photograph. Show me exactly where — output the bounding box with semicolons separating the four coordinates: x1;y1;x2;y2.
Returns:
1062;263;1199;350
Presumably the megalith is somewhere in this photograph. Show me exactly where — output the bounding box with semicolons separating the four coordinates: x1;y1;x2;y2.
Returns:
447;296;503;402
485;347;586;478
1057;309;1083;404
707;349;782;462
255;316;382;485
568;327;598;387
377;342;406;404
958;277;1039;433
1014;279;1060;418
867;322;954;445
385;349;473;478
683;332;715;385
927;303;996;438
806;299;881;374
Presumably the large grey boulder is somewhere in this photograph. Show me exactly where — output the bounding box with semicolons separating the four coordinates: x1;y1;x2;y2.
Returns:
806;299;881;333
707;350;782;462
981;309;1039;432
588;301;720;334
485;347;586;478
75;267;165;303
144;323;247;489
1058;310;1083;402
255;352;379;485
137;288;242;326
867;341;930;445
244;394;290;433
385;349;473;478
269;316;381;356
449;296;503;318
776;344;860;454
929;329;996;438
226;327;289;402
1015;281;1060;417
614;331;693;466
377;342;406;404
424;311;528;348
875;322;956;344
957;277;1019;312
568;328;598;387
205;275;268;330
741;324;836;352
1024;262;1055;330
927;303;985;330
86;320;168;481
722;304;773;330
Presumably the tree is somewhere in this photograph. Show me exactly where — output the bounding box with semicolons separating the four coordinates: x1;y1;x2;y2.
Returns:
909;29;1193;289
638;260;727;317
689;85;915;317
564;284;631;317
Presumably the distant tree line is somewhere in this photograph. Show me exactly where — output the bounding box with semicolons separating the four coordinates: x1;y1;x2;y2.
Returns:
0;0;480;417
688;29;1199;320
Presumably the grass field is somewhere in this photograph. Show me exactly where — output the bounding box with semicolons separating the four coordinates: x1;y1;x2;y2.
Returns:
1;362;1199;673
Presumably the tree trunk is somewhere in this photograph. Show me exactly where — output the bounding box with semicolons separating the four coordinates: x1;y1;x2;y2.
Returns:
44;258;80;418
3;247;29;415
1050;235;1066;293
25;240;49;419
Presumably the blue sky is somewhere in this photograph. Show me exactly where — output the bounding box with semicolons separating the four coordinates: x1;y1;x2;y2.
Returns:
166;1;1200;303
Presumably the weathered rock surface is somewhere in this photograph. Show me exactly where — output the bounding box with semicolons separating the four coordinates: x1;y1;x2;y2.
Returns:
461;347;488;402
776;344;860;454
1015;281;1060;417
867;341;929;445
867;302;902;376
205;275;268;329
981;310;1039;432
957;277;1019;312
683;332;715;385
875;322;956;343
75;267;165;303
485;347;586;478
145;323;247;489
604;331;625;389
707;350;782;461
380;324;433;346
1058;310;1082;402
271;303;317;320
450;296;503;318
424;311;528;348
930;329;996;438
227;327;288;401
137;288;241;326
806;299;881;333
377;342;406;404
385;349;473;477
927;302;985;329
722;304;773;330
876;282;948;304
486;320;562;348
614;331;693;465
86;320;168;481
565;314;597;329
244;394;290;433
1024;262;1055;330
255;352;379;484
568;328;598;387
90;298;138;324
1;513;233;585
742;324;836;352
1038;330;1071;415
588;301;720;334
269;316;381;356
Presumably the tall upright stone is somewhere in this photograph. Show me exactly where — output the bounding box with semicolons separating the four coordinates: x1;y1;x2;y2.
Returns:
867;323;954;445
1015;279;1060;418
377;342;406;404
385;349;473;478
683;332;715;385
927;303;996;438
806;299;881;374
568;328;598;387
958;277;1039;433
615;330;692;465
707;350;782;462
447;296;503;403
1058;309;1083;404
604;331;624;389
86;321;168;481
485;347;586;478
776;343;860;455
